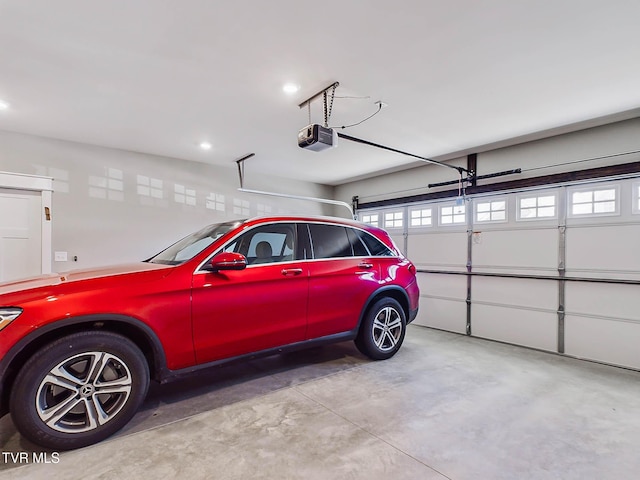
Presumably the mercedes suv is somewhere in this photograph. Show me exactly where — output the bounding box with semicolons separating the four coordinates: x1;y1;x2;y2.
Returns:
0;216;419;450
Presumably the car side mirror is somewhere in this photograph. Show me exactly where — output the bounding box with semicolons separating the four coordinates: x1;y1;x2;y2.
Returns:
209;252;248;272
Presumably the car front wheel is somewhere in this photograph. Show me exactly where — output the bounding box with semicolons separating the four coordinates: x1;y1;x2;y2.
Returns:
10;331;149;450
355;297;406;360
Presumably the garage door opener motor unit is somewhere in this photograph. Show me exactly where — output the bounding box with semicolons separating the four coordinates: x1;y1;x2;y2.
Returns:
298;124;337;151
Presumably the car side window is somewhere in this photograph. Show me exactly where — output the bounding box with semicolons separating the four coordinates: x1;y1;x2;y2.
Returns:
346;228;370;257
222;223;296;265
308;224;353;259
355;229;395;257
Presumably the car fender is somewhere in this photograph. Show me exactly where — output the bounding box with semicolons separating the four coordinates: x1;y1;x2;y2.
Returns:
0;314;169;416
355;286;411;333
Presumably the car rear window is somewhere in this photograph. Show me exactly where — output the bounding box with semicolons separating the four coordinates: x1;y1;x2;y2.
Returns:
307;223;396;259
346;228;369;256
355;229;395;257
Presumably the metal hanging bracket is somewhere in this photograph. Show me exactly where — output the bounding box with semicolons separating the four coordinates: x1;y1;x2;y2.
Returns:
427;168;522;189
234;152;355;219
235;153;255;189
298;81;340;110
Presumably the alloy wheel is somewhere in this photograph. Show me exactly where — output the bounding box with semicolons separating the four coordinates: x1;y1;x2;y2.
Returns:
36;351;133;433
372;306;403;352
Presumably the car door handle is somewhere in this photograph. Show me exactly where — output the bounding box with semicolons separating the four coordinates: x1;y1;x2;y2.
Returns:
281;268;303;276
357;262;374;269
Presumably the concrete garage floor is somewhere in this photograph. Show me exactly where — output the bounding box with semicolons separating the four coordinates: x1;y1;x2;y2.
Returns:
2;325;640;480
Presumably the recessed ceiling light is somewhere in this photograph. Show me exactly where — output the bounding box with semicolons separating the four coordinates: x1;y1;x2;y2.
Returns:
282;83;300;94
199;141;212;150
0;100;9;110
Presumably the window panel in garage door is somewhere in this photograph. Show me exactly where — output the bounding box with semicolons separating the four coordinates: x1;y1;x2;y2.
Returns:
360;213;380;227
470;189;560;350
563;179;640;369
406;200;468;330
381;208;406;255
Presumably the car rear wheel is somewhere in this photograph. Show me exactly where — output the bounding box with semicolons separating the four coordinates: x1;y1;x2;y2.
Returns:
355;297;406;360
10;331;149;450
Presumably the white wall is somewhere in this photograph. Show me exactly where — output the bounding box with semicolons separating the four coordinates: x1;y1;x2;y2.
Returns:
334;117;640;206
0;131;333;271
477;118;640;180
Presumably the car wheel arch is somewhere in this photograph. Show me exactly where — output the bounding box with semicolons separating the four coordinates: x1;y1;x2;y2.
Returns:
0;314;167;416
357;286;410;332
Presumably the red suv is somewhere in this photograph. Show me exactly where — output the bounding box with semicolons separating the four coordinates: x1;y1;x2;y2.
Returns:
0;216;419;450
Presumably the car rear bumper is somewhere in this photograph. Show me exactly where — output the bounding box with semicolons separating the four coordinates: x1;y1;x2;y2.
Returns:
408;306;419;324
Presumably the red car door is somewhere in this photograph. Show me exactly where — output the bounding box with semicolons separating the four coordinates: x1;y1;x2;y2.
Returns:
191;223;309;364
305;223;381;339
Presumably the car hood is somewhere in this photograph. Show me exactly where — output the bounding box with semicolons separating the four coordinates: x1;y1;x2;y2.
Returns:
0;262;173;296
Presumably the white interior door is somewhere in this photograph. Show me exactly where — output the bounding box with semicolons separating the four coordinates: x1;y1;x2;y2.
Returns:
0;188;43;282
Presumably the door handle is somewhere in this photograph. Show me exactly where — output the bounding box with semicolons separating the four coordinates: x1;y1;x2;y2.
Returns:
281;268;303;276
357;262;374;269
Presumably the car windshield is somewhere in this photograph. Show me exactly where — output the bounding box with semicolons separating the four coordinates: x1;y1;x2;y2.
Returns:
147;221;243;265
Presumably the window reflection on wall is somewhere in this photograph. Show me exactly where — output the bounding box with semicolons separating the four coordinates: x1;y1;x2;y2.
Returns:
257;203;272;216
137;175;166;207
174;184;196;206
233;198;250;216
89;168;123;201
206;192;226;213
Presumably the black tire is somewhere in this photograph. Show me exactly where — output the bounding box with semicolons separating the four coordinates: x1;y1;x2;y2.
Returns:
10;331;149;450
355;297;406;360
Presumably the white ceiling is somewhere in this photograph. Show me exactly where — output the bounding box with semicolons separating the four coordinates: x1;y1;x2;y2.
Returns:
1;0;639;186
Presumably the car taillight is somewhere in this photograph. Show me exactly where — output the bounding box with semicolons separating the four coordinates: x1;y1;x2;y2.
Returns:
408;263;416;275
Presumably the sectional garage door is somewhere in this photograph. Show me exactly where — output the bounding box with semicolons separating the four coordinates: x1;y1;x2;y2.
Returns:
358;176;640;370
